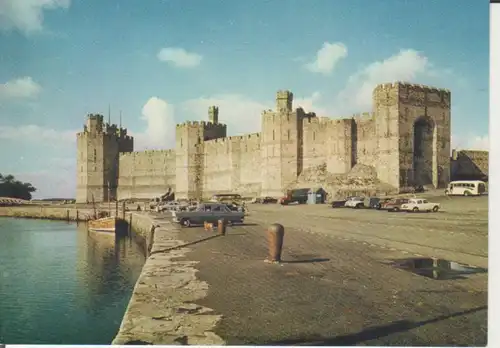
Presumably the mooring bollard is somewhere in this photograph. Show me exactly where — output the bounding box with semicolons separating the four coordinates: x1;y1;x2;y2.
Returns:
266;223;285;263
217;219;227;236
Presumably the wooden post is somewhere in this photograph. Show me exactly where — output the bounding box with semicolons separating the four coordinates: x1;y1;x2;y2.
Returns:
115;201;118;217
122;202;126;219
76;210;79;224
66;209;70;222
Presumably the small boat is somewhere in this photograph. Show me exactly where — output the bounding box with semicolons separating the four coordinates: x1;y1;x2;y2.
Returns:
87;192;123;234
88;216;119;233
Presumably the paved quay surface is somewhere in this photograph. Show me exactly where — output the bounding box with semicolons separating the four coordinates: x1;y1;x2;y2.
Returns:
151;194;487;346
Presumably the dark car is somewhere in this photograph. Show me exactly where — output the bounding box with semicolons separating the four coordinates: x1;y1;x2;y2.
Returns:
382;198;410;212
262;196;278;204
364;197;381;209
331;199;347;208
413;185;425;193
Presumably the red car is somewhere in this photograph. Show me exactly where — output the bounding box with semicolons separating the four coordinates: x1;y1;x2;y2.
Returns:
380;198;409;212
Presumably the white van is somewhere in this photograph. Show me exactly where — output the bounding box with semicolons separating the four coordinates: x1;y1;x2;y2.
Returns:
445;180;487;196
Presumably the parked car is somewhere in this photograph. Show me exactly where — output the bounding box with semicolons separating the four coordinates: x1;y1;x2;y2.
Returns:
382;198;410;212
331;199;347;208
262;196;278;204
344;196;365;209
172;202;245;227
364;197;381;209
156;201;181;212
375;198;393;210
401;198;440;212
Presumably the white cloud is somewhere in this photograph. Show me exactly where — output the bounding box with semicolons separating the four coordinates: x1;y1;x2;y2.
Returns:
0;77;42;99
452;134;489;152
336;49;430;112
181;94;271;135
0;0;70;34
157;47;203;68
305;42;347;75
132;97;177;150
0;124;75;143
293;91;332;116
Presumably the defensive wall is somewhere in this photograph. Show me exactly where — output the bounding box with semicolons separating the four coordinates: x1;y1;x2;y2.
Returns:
76;82;487;202
451;150;489;181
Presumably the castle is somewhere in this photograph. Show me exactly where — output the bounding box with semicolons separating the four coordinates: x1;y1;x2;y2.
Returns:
76;82;453;203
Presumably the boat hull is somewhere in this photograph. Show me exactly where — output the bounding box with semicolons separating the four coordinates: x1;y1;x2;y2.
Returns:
88;217;118;233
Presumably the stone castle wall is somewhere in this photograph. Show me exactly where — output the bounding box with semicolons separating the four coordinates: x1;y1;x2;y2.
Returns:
77;82;488;203
451;150;489;181
117;150;176;200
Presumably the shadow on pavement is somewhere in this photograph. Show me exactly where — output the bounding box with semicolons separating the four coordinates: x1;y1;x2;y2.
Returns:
281;258;330;264
265;305;487;346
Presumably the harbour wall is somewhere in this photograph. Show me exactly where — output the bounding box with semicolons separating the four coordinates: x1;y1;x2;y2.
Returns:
112;213;224;345
0;205;95;221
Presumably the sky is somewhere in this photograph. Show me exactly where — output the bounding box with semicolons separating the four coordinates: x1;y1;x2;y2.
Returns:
0;0;490;198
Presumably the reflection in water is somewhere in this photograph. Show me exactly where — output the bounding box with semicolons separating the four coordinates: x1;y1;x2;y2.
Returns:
390;258;487;280
0;218;146;344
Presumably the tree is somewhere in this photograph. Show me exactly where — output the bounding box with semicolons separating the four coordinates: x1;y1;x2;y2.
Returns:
0;173;37;200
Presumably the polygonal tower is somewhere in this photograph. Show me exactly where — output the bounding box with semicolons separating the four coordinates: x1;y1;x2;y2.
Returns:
372;82;451;191
76;114;133;203
260;90;303;197
175;106;227;199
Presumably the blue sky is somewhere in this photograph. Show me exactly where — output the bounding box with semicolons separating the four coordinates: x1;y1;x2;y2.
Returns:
0;0;490;198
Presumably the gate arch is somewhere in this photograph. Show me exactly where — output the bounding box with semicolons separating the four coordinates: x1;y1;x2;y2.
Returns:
413;116;437;187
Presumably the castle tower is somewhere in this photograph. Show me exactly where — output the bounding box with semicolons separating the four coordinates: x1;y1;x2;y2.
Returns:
76;114;133;203
208;106;219;124
175;119;227;200
276;90;293;112
260;90;302;197
372;82;451;191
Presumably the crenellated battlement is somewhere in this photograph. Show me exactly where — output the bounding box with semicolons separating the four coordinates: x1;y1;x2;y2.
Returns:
352;112;375;121
373;81;451;95
120;148;176;158
175;120;227;131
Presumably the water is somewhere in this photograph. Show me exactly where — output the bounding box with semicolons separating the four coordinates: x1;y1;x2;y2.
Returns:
0;217;146;344
389;257;487;280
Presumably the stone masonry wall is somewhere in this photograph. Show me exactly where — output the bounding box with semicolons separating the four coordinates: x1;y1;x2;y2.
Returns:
117;150;176;200
78;84;454;200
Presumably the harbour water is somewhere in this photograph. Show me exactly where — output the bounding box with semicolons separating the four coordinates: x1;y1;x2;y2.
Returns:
0;217;146;344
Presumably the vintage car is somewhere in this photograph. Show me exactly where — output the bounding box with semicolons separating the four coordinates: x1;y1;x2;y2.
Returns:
172;202;245;227
156;201;181;212
375;197;393;210
379;198;410;212
401;198;440;212
344;196;365;209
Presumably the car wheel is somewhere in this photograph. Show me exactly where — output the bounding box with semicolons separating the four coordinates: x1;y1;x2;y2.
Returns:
394;207;400;212
464;191;470;196
376;205;381;210
432;206;439;212
412;207;419;212
180;218;191;227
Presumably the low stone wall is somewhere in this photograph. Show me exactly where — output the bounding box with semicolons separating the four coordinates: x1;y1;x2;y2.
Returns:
112;213;224;345
0;205;95;221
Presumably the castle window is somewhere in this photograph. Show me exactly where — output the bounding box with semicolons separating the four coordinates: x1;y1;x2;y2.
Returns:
287;130;290;140
93;149;97;162
313;132;316;141
272;130;275;141
180;138;183;147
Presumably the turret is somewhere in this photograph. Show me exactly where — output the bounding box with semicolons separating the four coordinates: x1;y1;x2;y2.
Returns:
276;90;293;112
208;106;219;124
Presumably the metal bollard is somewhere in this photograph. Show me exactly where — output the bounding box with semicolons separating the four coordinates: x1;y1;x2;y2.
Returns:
217;219;227;235
266;223;285;263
